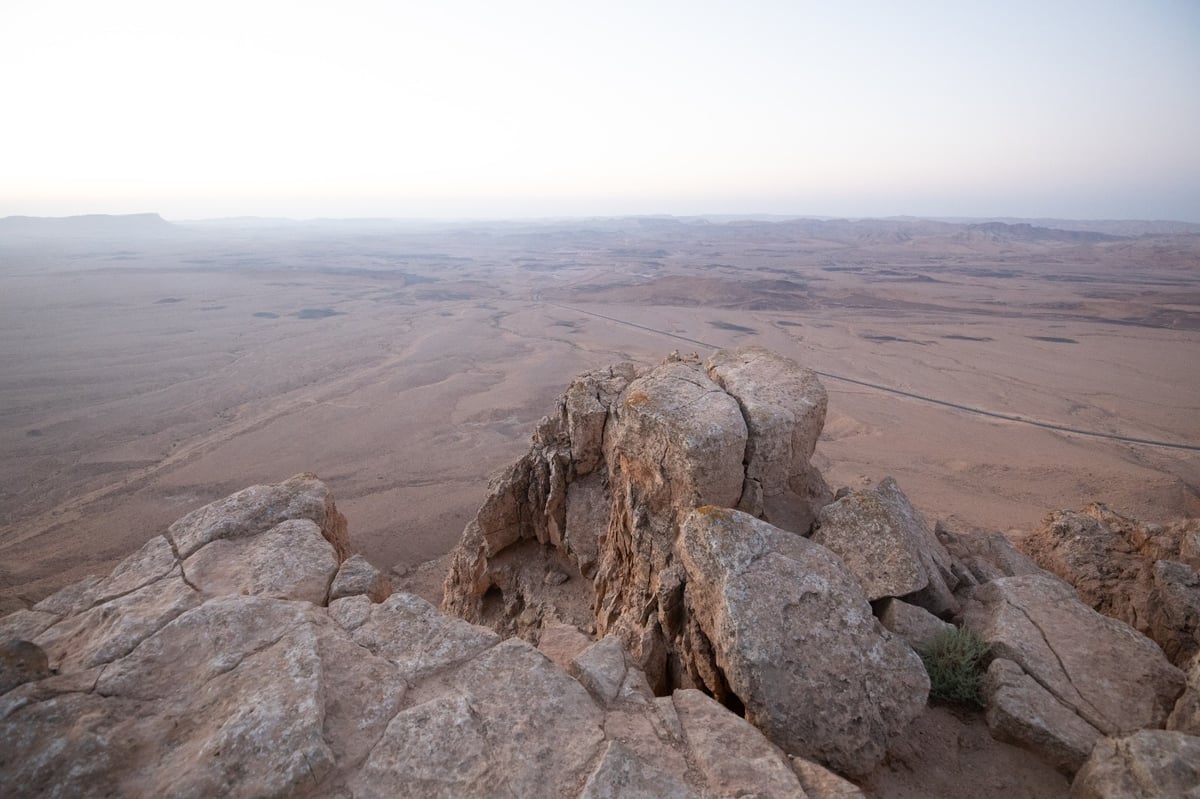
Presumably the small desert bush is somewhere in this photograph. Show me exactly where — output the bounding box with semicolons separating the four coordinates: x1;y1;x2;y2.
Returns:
919;627;988;708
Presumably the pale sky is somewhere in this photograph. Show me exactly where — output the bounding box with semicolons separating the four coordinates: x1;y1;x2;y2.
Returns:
2;0;1198;221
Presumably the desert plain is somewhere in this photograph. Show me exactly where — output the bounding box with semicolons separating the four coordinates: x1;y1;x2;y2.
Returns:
1;215;1197;605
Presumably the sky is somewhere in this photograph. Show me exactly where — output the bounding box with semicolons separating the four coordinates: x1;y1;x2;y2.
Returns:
1;0;1198;221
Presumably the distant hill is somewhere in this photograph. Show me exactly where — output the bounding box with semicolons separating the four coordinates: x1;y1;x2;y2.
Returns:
0;213;176;238
961;221;1126;244
910;216;1200;237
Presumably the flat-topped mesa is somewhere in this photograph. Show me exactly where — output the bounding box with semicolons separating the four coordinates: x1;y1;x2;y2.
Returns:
441;347;832;684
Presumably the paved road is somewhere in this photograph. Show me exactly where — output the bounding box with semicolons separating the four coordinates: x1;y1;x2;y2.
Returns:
549;303;1200;453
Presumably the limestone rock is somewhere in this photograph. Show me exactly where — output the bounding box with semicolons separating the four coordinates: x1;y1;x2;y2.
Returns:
442;349;835;697
167;472;349;561
705;346;832;531
34;573;199;673
1021;504;1200;666
0;641;50;695
983;657;1102;773
4;471;841;798
877;597;956;653
678;507;929;776
580;741;697;799
964;574;1185;738
1070;730;1200;798
1167;652;1200;734
813;477;959;617
537;620;592;670
934;523;1045;589
329;553;393;602
790;755;869;799
183;518;338;604
672;688;809;798
570;635;654;707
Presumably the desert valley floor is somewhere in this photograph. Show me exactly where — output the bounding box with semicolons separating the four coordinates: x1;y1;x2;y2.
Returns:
1;216;1198;603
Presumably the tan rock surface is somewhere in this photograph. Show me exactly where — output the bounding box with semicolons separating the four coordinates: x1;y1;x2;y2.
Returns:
678;507;929;776
983;657;1103;773
705;346;832;531
878;597;956;653
1070;730;1200;799
812;477;959;616
2;473;836;799
442;349;835;697
1022;505;1200;666
328;552;393;602
1167;652;1200;734
964;573;1185;737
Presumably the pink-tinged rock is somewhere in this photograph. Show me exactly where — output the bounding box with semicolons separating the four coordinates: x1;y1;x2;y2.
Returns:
705;346;831;532
679;507;928;777
167;472;348;561
964;574;1184;736
813;477;959;616
328;553;392;603
1070;730;1200;799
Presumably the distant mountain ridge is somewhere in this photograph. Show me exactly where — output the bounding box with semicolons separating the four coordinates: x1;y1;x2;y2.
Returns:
0;213;176;238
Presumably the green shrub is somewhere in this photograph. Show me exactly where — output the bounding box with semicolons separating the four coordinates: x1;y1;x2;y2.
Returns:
919;627;988;708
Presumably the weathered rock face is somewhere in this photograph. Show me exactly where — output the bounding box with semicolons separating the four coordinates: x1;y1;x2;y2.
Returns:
704;347;831;530
812;478;959;617
1;474;849;798
1168;652;1200;735
1021;504;1200;667
935;522;1045;590
442;348;833;692
678;507;929;777
877;597;956;653
329;553;393;603
1069;730;1200;799
440;349;942;774
964;573;1186;770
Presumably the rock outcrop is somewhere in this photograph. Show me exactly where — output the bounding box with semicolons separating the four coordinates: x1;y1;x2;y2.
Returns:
442;349;833;681
441;348;933;775
1021;504;1200;666
1069;730;1200;798
0;474;850;798
9;348;1197;796
964;573;1186;771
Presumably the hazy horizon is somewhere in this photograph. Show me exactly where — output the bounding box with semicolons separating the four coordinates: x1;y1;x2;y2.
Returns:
3;1;1199;222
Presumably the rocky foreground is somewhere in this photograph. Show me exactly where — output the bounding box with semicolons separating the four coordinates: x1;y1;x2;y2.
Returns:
2;347;1199;797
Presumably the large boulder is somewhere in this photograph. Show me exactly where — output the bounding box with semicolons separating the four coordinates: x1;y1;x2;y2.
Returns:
678;507;929;776
1021;504;1200;666
812;477;959;616
964;574;1186;769
1069;730;1200;798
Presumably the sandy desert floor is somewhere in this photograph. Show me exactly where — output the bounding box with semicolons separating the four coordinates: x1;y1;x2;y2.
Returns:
1;217;1197;604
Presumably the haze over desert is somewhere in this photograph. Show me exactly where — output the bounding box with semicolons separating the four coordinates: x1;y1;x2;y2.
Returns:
1;214;1196;605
